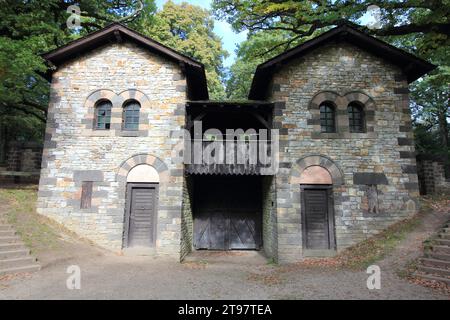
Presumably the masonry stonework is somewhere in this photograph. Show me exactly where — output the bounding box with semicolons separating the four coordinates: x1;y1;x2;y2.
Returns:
269;43;420;262
36;23;435;263
417;155;450;195
37;42;187;256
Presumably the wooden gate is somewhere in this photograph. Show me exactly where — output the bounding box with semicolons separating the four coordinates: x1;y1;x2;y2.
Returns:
194;176;262;250
301;185;336;250
124;183;158;248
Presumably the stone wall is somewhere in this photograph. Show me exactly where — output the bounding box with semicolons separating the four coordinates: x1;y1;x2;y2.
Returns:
180;176;194;261
417;154;450;195
262;176;277;260
6;142;42;172
37;42;187;256
268;42;419;262
0;142;42;184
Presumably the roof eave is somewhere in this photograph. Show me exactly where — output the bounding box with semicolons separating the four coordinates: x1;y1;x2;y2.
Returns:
41;23;209;100
249;24;437;100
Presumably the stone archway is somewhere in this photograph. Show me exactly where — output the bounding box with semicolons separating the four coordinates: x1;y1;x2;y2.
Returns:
116;154;169;249
298;165;333;185
127;164;160;183
290;155;343;254
290;155;344;186
116;153;168;183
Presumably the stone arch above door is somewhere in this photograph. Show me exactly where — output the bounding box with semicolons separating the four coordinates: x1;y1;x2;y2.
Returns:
127;164;160;183
298;165;333;185
290;155;344;186
116;153;169;183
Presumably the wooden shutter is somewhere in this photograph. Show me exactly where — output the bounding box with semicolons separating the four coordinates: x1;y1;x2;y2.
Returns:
80;181;93;209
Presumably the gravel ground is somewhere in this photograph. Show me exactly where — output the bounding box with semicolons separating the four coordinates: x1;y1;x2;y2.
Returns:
0;250;447;300
0;204;449;300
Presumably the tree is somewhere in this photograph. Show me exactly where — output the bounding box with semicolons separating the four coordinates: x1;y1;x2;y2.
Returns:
140;1;228;99
212;1;449;48
411;75;449;157
0;0;156;162
225;28;320;99
215;0;449;156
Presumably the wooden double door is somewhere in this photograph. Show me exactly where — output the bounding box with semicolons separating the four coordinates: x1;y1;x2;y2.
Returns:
301;185;336;250
194;176;262;250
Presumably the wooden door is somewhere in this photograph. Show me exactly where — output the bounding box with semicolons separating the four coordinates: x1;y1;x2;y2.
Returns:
125;183;158;248
194;176;262;250
229;212;259;249
302;186;335;250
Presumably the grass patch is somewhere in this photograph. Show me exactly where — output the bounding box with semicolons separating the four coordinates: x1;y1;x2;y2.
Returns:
0;185;62;253
336;214;422;270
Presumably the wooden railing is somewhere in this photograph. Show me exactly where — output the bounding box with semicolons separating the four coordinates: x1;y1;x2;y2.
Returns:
185;139;275;175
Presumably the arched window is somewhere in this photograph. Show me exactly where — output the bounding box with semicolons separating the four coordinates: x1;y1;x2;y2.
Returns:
94;100;112;130
347;102;365;133
319;102;336;133
123;100;141;130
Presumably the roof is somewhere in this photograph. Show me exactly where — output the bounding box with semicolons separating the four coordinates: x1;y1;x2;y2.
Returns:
42;23;208;100
249;23;437;100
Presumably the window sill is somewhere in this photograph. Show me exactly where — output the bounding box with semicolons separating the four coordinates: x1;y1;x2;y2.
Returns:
311;132;377;139
119;131;140;137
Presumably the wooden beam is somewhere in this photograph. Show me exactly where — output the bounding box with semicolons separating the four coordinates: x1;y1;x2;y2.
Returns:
186;111;207;129
246;111;271;129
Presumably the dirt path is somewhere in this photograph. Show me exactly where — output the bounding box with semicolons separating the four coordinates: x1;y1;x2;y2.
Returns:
378;205;449;272
0;187;449;300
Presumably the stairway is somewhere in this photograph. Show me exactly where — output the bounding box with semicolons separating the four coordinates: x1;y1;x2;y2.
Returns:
0;217;40;276
414;221;450;285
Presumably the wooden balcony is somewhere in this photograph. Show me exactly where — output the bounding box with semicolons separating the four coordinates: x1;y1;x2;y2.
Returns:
185;139;276;175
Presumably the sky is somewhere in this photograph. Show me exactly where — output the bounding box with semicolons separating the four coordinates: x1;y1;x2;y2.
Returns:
155;0;248;68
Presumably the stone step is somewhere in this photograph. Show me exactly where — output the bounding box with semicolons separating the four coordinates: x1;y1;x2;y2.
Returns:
0;230;15;237
435;239;450;246
0;236;22;244
0;264;41;276
0;249;30;260
0;242;26;251
0;225;13;231
426;252;450;262
443;228;449;233
418;265;450;278
0;257;36;269
420;258;450;269
432;245;450;255
413;272;450;285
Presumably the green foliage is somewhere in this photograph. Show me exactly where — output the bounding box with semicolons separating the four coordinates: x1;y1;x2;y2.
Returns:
411;76;449;157
141;1;228;99
215;0;449;154
225;28;321;99
0;0;156;150
0;0;228;156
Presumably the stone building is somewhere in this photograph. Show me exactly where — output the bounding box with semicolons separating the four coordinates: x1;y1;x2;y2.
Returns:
37;23;435;262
